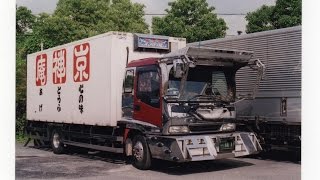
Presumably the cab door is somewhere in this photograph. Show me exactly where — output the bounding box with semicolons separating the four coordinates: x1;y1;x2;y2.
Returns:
133;65;162;127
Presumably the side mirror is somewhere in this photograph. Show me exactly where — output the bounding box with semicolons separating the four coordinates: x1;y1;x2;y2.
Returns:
123;70;134;93
173;59;184;78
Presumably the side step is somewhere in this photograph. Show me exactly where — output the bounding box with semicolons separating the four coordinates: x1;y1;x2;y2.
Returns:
63;140;124;153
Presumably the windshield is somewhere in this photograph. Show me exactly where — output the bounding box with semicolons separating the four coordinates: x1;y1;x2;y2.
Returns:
168;66;235;102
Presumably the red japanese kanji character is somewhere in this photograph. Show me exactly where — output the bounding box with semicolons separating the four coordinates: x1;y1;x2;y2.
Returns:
36;54;47;86
73;43;90;82
53;49;67;84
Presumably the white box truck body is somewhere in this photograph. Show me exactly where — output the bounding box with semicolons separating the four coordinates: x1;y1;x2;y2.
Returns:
27;32;186;127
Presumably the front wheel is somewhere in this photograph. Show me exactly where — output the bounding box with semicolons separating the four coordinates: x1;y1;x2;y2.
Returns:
51;129;65;154
132;135;152;170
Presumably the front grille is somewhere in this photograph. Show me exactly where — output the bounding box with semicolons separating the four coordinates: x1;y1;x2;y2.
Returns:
189;124;221;133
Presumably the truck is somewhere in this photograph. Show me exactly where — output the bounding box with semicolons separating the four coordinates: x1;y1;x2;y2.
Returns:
26;31;264;170
188;26;301;155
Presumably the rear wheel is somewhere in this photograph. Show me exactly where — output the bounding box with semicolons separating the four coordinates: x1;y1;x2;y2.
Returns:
51;129;65;154
132;135;152;170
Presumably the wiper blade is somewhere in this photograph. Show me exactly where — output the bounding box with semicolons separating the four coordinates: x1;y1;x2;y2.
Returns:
187;95;232;104
187;94;214;101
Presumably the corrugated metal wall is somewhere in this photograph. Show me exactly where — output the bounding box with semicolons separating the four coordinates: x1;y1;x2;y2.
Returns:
188;26;301;95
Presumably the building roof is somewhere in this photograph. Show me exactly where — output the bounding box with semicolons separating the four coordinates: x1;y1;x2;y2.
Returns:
188;26;302;47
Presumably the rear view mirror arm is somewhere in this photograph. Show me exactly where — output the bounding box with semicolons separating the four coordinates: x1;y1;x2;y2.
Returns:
248;58;266;99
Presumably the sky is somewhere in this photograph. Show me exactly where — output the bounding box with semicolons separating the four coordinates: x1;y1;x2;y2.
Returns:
16;0;276;36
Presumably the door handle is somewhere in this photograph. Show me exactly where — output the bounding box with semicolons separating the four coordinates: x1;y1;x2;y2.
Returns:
134;105;141;111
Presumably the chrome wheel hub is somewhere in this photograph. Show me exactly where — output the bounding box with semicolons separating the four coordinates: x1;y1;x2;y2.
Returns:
53;133;60;148
133;141;144;161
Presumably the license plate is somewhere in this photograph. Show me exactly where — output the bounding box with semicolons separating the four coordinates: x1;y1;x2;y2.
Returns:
219;137;235;152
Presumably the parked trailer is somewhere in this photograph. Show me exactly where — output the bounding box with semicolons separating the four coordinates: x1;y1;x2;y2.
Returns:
26;31;263;170
188;26;301;152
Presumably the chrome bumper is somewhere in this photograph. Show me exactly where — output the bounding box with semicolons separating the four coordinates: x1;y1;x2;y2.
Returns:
147;132;262;162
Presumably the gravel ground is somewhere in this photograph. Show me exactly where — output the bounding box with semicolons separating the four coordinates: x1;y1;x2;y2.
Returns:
16;142;301;180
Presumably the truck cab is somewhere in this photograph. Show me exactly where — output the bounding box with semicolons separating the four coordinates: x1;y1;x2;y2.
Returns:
120;47;263;169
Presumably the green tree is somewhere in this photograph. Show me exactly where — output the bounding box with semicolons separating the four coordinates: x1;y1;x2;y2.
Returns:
246;0;301;33
24;0;149;54
16;6;36;133
26;13;81;54
16;57;27;133
246;5;275;33
16;6;36;58
54;0;149;35
54;0;113;36
272;0;302;29
16;6;35;36
107;0;149;33
152;0;227;43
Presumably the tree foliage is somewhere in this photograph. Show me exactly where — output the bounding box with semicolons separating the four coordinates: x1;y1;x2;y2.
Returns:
16;6;35;36
152;0;227;43
272;0;302;29
246;0;301;33
25;13;81;54
245;5;275;33
107;0;149;34
19;0;149;57
16;6;35;133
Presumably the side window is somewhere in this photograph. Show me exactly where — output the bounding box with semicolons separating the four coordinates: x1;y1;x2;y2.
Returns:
212;71;228;97
137;70;160;108
123;70;134;93
122;69;134;117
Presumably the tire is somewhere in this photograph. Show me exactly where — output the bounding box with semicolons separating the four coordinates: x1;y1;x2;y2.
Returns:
51;129;65;154
132;135;152;170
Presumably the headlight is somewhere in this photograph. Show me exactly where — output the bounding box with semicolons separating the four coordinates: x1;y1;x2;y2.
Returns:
169;126;190;133
220;123;236;132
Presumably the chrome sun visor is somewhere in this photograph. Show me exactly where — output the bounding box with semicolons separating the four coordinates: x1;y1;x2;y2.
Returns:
162;46;254;66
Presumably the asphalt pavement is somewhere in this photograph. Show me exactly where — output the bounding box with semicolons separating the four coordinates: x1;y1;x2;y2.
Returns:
16;142;301;180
